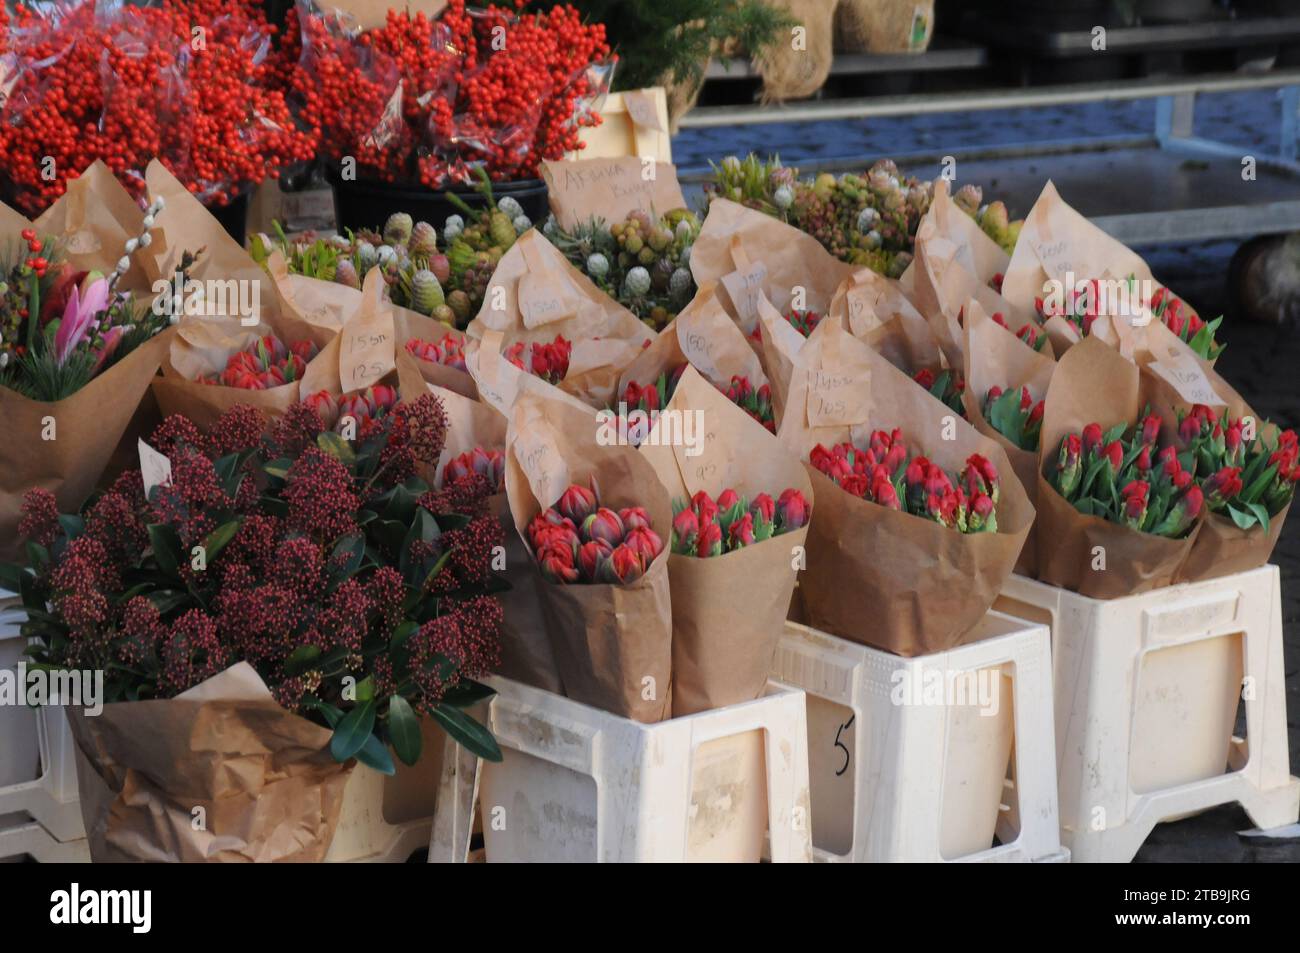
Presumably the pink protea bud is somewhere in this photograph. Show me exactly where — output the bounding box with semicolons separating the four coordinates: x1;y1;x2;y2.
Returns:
671;508;699;555
775;488;810;530
577;539;613;581
582;508;626;547
624;526;663;564
557;483;598;524
696;520;723;558
599;543;645;584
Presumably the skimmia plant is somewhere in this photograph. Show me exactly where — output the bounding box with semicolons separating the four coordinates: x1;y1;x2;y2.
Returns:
1;395;507;771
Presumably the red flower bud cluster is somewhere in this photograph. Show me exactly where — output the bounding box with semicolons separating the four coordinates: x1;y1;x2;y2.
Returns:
505;334;572;384
619;364;687;414
983;385;1045;451
670;487;809;558
989;311;1048;352
305;385;398;438
289;0;611;186
1150;286;1223;360
1176;403;1298;527
784;309;824;337
811;430;999;533
0;0;314;214
406;334;467;372
443;446;505;494
527;480;663;584
725;375;775;433
912;367;967;417
1050;412;1203;537
202;335;318;390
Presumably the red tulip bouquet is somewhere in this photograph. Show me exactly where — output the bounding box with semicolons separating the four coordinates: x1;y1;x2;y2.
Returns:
1172;397;1298;581
0;0;312;216
778;315;1030;656
289;0;612;188
505;387;673;721
911;367;966;419
0;394;504;860
636;366;814;714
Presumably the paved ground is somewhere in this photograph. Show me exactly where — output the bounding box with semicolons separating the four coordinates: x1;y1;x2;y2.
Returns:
674;89;1300;861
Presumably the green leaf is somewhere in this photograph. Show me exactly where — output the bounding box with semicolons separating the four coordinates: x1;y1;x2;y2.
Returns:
57;514;84;541
430;703;502;763
284;644;322;677
355;733;396;775
1241;462;1278;506
0;562;28;594
389;620;420;650
330;699;376;762
147;524;183;576
387;695;422;766
317;431;357;467
200;519;242;565
354;674;375;702
24;540;50;571
1245;501;1271;533
263;457;293;480
1227;504;1258;530
439;679;497;709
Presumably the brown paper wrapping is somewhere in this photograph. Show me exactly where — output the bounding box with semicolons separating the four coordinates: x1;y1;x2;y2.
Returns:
1034;336;1200;597
638;368;812;715
2;162;175;560
961;300;1056;575
778;316;1032;656
504;384;673;721
542;157;688;230
754;290;809;427
67;662;352;862
690;198;859;334
464;230;652;409
1000;180;1154;331
828;269;944;377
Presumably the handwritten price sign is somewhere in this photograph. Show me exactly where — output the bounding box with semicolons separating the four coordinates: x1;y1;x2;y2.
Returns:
805;368;869;428
340;311;396;390
1148;352;1226;408
720;262;768;327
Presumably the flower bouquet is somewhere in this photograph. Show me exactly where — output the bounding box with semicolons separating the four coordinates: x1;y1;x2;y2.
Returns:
0;394;504;860
290;0;611;192
0;164;200;560
464;230;653;412
505;386;673;722
637;367;812;715
1033;336;1206;597
777;315;1031;656
0;0;312;221
961;301;1056;573
704;154;1023;276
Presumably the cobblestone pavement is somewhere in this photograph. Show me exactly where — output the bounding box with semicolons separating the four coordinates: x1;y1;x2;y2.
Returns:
674;89;1300;861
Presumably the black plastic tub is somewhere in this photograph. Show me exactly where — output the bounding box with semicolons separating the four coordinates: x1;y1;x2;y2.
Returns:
208;190;250;247
327;169;549;234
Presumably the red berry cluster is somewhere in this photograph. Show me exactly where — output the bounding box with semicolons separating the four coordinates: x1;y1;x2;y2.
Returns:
290;0;610;186
0;0;314;215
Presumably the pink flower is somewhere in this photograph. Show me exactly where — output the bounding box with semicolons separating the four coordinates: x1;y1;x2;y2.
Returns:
53;275;110;365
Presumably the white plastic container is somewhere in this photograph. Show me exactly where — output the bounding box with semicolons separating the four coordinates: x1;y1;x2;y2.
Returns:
775;611;1065;863
0;592;89;862
997;565;1300;864
428;677;813;863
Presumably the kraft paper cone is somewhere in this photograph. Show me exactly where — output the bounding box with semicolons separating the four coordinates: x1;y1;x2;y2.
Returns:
754;290;809;428
504;385;673;721
617;282;767;403
33;161;153;287
542;157;689;230
778;316;1032;656
67;662;352;862
464;230;652;407
962;300;1056;575
1000;180;1153;328
690;199;859;334
827;269;944;377
1034;336;1199;597
0;332;170;561
639;367;812;715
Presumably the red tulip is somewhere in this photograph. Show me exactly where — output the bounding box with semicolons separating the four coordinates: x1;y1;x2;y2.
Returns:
619;506;652;532
539;546;579;584
1082;423;1103;457
582;508;626;547
557;483;598;524
727;512;756;550
578;539;613;580
696;520;723;558
624;526;663;564
1203;466;1243;508
690;490;719;525
599;543;645;584
671;508;699;555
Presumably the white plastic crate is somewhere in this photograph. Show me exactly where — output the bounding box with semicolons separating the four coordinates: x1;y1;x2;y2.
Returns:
997;565;1300;864
428;677;813;863
0;592;88;862
775;612;1065;863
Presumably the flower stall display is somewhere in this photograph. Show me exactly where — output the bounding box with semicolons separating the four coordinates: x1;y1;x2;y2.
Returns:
0;0;312;224
1031;336;1208;597
961;301;1056;574
777;315;1031;656
0;394;504;860
505;387;673;722
464;229;654;412
637;367;812;715
705;155;1023;277
289;0;611;206
616;282;778;433
548;208;701;330
0;164;202;561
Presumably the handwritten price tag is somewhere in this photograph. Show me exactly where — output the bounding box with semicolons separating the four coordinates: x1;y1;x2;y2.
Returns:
1149;352;1226;408
512;424;568;509
518;272;576;329
679;327;722;382
845;285;884;335
805;367;870;428
675;426;732;496
340;310;395;390
138;439;172;498
720;262;768;328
